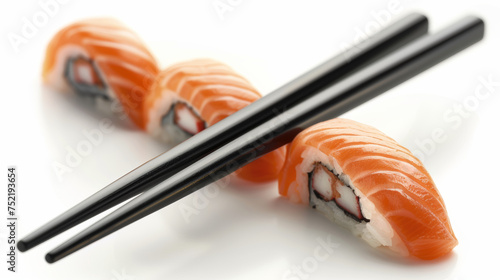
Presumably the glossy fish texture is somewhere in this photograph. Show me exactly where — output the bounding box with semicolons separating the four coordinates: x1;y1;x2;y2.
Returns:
279;118;457;260
42;18;159;128
144;59;286;182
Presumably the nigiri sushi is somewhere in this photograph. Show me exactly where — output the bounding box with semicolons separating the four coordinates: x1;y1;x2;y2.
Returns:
42;18;159;127
278;118;457;260
143;59;286;182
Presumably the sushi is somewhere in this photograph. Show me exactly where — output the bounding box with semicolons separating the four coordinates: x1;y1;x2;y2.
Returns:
278;118;457;260
143;59;286;182
42;18;159;127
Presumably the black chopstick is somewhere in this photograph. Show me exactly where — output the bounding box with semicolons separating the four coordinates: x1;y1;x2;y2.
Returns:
17;13;429;252
44;16;484;263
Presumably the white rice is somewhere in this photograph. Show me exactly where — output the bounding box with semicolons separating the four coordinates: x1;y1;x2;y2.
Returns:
297;147;409;256
45;45;117;114
146;93;202;145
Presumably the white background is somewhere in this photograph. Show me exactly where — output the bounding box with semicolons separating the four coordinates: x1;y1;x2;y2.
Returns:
1;0;500;279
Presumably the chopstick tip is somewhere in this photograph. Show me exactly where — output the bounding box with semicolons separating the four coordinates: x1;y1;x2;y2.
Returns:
45;253;56;264
17;240;28;252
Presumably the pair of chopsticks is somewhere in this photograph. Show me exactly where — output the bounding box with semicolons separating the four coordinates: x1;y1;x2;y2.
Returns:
19;13;484;263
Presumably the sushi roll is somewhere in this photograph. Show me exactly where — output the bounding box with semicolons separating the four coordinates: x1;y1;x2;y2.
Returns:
143;59;286;182
278;118;457;260
42;18;159;128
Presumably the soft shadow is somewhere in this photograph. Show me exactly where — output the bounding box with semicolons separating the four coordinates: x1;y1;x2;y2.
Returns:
269;196;459;267
40;85;136;131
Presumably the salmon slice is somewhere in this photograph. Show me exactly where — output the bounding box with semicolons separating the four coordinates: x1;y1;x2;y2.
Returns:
144;59;286;183
42;18;159;128
279;118;457;260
